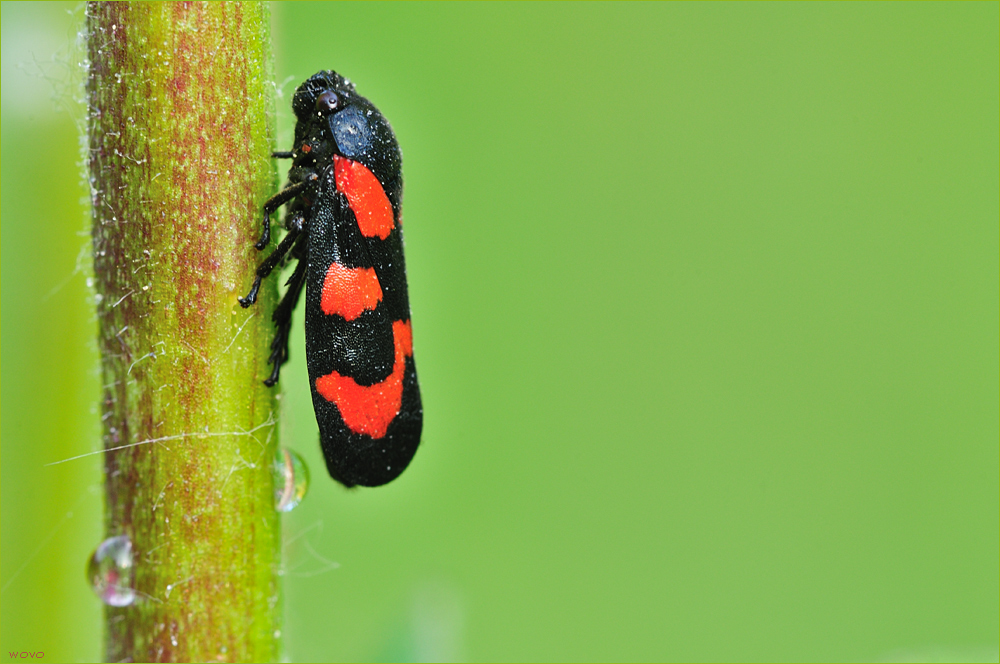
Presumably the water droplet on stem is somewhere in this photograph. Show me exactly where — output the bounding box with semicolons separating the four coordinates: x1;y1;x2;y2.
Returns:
87;535;136;606
273;448;309;512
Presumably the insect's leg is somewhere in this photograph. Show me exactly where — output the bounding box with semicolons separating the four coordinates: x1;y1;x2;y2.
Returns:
272;151;295;159
263;249;308;387
239;227;301;308
286;211;306;233
255;175;316;250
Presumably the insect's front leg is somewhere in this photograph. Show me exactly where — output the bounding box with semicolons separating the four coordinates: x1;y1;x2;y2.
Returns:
254;172;319;250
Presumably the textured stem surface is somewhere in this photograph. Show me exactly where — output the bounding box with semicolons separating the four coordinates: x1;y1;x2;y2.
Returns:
87;2;280;661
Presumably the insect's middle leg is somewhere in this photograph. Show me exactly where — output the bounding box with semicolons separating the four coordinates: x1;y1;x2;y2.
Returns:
239;225;301;308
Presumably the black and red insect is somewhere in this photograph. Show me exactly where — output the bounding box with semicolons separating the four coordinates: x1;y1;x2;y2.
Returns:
240;71;421;488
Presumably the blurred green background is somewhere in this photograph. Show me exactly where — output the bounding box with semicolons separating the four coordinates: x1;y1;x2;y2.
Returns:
2;2;997;661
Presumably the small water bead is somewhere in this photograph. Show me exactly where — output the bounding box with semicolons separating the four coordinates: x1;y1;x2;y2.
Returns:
273;448;309;512
87;535;136;607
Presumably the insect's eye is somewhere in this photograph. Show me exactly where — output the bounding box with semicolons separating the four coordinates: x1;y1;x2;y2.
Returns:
315;91;340;115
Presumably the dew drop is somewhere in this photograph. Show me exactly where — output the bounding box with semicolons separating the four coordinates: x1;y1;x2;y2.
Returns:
87;535;136;606
273;448;309;512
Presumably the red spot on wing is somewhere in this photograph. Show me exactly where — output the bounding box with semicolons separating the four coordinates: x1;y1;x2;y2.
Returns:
315;320;414;438
321;263;382;321
333;154;395;239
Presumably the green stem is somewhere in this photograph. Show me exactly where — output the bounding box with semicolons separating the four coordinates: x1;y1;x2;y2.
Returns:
87;2;281;661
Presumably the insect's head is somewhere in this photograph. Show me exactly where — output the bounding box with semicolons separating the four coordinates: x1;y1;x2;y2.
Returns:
290;69;399;178
292;70;358;121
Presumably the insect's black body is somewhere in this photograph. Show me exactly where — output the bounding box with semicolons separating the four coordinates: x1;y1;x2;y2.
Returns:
241;71;421;488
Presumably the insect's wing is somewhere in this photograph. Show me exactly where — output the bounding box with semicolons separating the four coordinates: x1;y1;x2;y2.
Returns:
304;171;422;488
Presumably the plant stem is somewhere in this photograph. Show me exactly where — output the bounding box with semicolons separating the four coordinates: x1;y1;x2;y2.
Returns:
86;2;281;661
